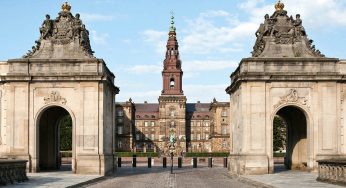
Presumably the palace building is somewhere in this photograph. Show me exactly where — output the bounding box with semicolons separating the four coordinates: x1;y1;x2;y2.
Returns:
115;16;230;155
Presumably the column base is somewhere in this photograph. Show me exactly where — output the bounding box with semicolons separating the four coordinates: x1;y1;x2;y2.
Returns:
228;154;269;175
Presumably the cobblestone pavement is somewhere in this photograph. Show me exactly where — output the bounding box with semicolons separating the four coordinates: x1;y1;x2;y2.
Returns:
86;166;255;188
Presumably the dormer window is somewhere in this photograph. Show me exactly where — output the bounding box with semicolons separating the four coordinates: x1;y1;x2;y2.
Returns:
170;78;175;89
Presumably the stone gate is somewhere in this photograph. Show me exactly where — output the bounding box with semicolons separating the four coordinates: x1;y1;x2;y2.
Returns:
0;3;119;175
226;1;346;175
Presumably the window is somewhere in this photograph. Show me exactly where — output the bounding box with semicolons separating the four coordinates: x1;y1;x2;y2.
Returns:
144;121;148;127
136;121;141;126
117;110;124;117
191;133;195;140
160;124;165;134
222;126;228;135
136;134;140;141
145;134;149;140
191;121;194;127
151;134;155;140
204;121;209;126
197;134;201;140
197;121;201;126
170;110;175;117
222;110;228;117
151;121;155;126
205;134;209;140
170;121;175;127
118;140;122;148
118;126;123;134
117;118;123;123
170;78;175;89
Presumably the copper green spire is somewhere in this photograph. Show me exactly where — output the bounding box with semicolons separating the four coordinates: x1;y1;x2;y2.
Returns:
169;11;176;32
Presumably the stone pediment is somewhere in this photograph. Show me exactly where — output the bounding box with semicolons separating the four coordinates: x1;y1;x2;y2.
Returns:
252;1;324;58
22;2;94;59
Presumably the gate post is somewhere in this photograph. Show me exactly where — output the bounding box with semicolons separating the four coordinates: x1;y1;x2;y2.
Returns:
148;157;152;168
193;157;197;168
163;157;167;168
132;155;136;167
118;157;121;167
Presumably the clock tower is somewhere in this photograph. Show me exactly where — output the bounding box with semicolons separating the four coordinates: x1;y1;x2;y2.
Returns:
158;15;187;155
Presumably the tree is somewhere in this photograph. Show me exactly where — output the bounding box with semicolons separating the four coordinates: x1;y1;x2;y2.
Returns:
273;116;286;152
59;115;72;151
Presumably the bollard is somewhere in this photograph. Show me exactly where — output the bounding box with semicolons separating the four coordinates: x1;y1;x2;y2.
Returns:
132;155;136;167
178;157;182;168
193;157;197;168
118;157;121;167
148;157;152;168
163;157;167;168
223;157;227;168
208;157;212;168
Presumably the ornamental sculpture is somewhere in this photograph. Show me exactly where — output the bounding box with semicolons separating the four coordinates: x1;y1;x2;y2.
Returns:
274;89;308;109
23;2;94;58
44;91;67;105
252;1;324;58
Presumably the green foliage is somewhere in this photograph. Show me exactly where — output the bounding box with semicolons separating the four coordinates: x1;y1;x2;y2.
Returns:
185;152;229;157
59;115;72;151
114;152;158;157
273;152;285;157
60;151;72;157
273;116;286;152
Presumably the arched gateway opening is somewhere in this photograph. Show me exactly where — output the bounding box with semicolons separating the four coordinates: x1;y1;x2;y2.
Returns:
38;106;73;171
273;106;307;172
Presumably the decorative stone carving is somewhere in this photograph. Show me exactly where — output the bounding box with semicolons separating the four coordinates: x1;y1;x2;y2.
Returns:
0;160;28;185
44;91;67;105
252;1;324;58
23;2;94;59
274;89;308;108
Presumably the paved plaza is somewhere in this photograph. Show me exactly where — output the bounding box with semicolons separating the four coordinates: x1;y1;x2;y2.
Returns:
86;167;254;188
6;165;102;188
244;170;343;188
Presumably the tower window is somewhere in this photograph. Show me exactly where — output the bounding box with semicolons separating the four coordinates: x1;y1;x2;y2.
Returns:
170;78;175;89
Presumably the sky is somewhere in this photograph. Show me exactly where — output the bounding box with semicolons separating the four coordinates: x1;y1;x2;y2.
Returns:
1;0;346;103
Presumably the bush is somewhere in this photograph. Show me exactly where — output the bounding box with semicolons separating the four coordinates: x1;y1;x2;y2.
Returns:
114;152;158;157
60;151;72;157
273;152;285;157
185;152;229;157
59;116;72;151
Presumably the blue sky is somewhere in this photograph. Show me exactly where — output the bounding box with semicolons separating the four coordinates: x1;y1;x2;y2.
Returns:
1;0;346;103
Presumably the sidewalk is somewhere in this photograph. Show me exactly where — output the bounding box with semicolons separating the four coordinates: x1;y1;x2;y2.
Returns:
242;167;343;188
6;169;102;188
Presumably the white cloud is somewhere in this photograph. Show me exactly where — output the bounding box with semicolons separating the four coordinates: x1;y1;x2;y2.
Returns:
239;0;346;28
80;13;114;22
127;64;161;74
183;60;238;72
118;90;161;103
142;30;167;54
91;30;109;45
181;10;257;54
184;84;229;103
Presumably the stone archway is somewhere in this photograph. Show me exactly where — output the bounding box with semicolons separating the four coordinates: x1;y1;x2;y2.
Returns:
274;105;307;171
37;106;73;171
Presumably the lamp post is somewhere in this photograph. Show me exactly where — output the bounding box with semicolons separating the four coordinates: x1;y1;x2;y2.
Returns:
169;131;176;174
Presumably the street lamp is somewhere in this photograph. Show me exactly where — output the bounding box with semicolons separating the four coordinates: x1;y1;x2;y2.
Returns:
169;131;176;174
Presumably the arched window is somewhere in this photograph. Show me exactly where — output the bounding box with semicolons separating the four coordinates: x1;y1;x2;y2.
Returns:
170;78;175;89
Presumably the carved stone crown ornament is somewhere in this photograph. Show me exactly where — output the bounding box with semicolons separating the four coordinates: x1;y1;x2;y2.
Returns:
22;2;94;59
44;91;67;105
274;89;309;109
252;0;324;58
